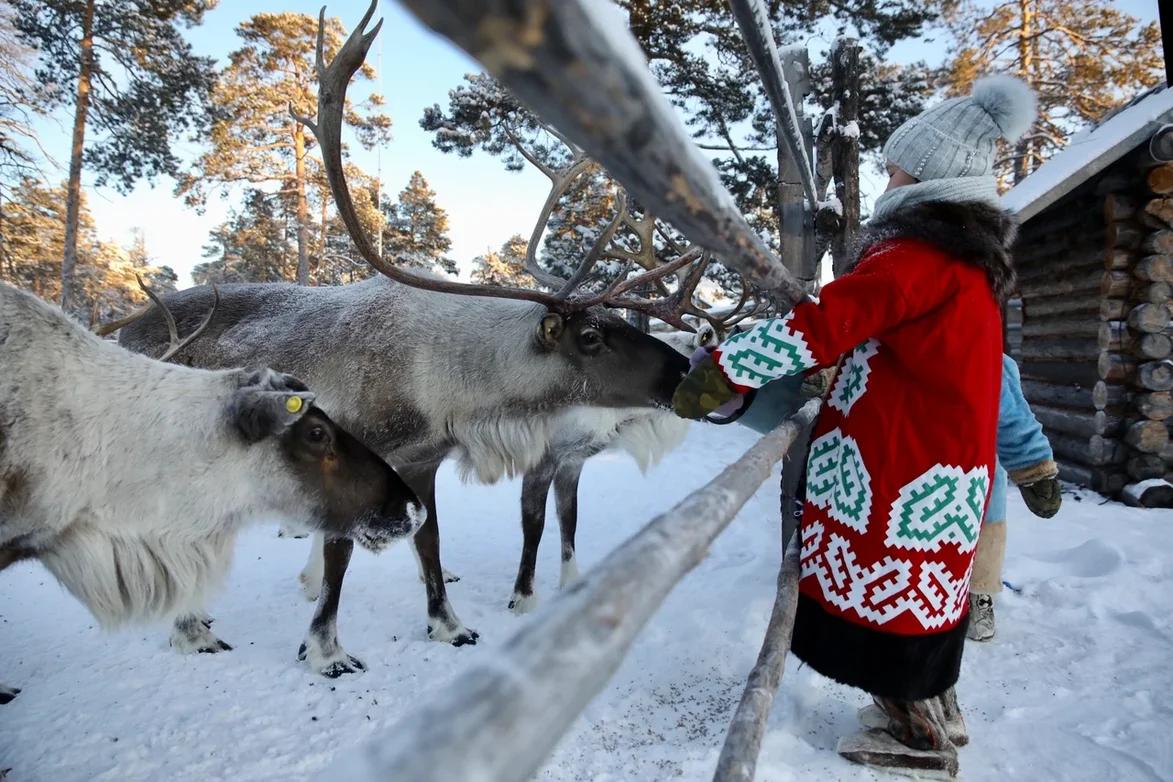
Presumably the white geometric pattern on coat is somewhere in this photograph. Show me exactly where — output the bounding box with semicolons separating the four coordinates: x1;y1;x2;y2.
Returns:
804;428;872;534
885;464;989;554
828;339;881;416
716;311;817;388
801;523;970;630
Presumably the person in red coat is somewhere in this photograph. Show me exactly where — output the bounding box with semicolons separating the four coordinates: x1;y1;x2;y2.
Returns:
674;75;1037;778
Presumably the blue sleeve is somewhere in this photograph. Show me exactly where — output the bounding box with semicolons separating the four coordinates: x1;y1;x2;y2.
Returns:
997;355;1053;471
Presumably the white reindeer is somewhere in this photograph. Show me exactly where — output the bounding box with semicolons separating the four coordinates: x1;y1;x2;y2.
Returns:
0;282;425;691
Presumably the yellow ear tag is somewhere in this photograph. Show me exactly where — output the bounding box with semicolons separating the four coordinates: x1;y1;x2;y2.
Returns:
285;396;304;414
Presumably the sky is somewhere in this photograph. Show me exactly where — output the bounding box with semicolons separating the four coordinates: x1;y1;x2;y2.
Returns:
19;0;1165;288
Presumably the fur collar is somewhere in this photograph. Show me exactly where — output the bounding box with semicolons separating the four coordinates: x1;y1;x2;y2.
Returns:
852;200;1018;301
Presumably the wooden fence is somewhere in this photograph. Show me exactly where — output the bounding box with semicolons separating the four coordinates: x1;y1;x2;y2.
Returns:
312;0;856;777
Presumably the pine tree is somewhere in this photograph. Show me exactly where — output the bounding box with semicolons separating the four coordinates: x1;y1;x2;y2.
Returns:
471;234;530;287
382;171;456;276
179;12;391;285
942;0;1163;184
194;189;295;285
12;0;217;312
0;177;170;321
0;11;44;182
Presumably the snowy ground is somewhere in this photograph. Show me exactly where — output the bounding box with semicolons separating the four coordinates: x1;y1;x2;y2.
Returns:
2;422;1172;781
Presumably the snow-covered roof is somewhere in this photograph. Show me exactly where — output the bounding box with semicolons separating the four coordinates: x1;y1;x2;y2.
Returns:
1002;86;1173;223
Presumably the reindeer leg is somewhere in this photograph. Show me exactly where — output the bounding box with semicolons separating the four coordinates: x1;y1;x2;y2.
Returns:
554;458;586;588
408;465;478;646
509;456;556;614
170;611;232;654
298;536;366;677
298;532;325;602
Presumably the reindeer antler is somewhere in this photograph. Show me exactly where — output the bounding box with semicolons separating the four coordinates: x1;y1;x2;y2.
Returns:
298;1;742;331
94;276;220;362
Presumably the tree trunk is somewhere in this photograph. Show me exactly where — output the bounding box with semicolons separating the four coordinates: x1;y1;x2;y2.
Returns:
828;39;860;279
293;124;311;285
60;0;96;313
1012;0;1035;184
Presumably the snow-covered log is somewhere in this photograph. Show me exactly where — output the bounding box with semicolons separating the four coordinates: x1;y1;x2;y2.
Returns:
395;0;806;306
337;400;821;782
713;535;801;782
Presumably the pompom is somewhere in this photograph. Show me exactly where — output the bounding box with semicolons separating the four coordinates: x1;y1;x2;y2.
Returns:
971;74;1037;141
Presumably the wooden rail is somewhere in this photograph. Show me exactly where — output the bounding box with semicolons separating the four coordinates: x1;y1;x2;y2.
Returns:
340;401;820;781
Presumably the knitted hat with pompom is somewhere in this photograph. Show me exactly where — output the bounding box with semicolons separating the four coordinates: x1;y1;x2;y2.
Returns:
882;75;1038;182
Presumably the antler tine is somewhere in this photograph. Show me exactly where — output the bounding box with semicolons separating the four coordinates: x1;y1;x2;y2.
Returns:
159;285;220;363
136;273;180;349
555;190;629;300
294;3;570;310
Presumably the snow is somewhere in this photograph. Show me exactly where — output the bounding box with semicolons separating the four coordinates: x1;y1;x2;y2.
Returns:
1002;86;1173;223
838;120;861;140
3;422;1173;780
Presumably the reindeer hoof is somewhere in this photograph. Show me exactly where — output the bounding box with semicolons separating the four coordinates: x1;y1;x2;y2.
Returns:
299;642;366;677
0;686;21;705
443;569;461;584
508;592;539;615
171;623;233;654
427;622;479;646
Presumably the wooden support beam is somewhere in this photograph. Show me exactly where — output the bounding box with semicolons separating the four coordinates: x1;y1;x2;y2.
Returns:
1107;221;1146;250
1127;302;1170;333
1024;318;1101;339
1019;338;1103;362
1144;199;1173;229
1020;295;1099;320
343;401;822;782
1143;230;1173;256
1099;322;1173;359
713;537;801;782
1122;480;1173;508
1137;359;1173;391
397;0;804;303
1049;431;1126;466
1132;281;1172;305
1022;360;1100;387
1147;163;1173;195
1134;254;1173;282
1101;298;1130;320
1127;453;1167;480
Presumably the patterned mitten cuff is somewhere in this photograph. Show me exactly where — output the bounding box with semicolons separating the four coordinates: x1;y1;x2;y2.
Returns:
1008;459;1059;486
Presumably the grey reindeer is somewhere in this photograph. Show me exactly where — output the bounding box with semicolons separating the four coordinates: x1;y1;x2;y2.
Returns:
119;7;758;672
0;281;424;695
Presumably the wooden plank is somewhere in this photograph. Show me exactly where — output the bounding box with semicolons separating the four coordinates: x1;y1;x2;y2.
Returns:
1122;480;1173;508
1143;231;1173;255
348;401;821;782
1058;462;1128;495
1022;379;1095;410
1137;359;1173;391
1147;163;1173;195
1144;199;1173;229
1127;454;1167;480
1022;360;1099;386
1023;318;1102;339
1124;419;1170;453
1019;338;1102;362
1093;380;1130;411
1049;431;1126;466
1134;254;1173;282
1032;404;1122;438
1021;295;1100;319
1134;391;1173;420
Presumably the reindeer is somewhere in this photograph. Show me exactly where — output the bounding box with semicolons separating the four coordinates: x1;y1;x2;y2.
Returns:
0;282;425;693
120;5;770;663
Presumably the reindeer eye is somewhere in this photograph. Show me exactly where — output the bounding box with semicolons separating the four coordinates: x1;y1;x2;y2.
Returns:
580;328;604;351
305;425;327;444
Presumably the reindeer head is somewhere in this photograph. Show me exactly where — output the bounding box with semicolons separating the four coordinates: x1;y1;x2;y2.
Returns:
229;369;425;551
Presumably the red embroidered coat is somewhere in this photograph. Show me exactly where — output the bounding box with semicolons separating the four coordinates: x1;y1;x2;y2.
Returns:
713;236;1003;699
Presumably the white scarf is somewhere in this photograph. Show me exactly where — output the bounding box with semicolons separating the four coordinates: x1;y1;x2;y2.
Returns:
870;176;1001;223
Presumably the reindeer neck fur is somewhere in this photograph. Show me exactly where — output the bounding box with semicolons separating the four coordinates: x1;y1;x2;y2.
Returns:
1;284;301;625
541;406;689;474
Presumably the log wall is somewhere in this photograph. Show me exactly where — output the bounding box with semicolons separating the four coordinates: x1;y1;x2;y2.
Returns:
1014;138;1173;506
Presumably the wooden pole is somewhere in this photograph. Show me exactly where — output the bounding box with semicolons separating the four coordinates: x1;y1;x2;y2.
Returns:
713;538;801;782
342;402;822;782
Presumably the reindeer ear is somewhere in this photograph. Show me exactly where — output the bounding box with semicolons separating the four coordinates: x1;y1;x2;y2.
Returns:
231;370;316;443
538;312;564;348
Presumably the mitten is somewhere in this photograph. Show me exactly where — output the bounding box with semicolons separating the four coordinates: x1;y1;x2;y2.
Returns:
673;353;740;420
1018;478;1061;518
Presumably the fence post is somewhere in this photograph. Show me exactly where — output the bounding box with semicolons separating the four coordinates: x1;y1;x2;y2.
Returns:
829;39;862;279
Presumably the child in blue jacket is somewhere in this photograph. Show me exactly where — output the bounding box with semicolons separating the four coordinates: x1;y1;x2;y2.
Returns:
969;354;1060;640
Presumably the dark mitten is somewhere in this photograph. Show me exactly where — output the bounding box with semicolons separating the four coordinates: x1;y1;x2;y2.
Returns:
1019;478;1061;518
673;353;740;420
